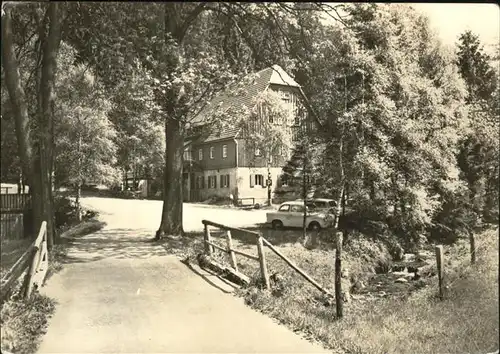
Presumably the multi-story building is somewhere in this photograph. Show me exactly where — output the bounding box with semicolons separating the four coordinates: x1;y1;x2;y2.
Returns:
183;65;315;205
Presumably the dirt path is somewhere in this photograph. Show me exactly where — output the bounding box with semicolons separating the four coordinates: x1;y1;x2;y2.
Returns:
38;201;329;353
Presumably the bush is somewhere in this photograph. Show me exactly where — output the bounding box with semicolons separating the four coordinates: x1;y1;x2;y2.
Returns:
344;232;393;278
0;290;56;354
54;195;78;228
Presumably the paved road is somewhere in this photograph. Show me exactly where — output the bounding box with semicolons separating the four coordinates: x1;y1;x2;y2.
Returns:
38;198;329;353
81;197;269;232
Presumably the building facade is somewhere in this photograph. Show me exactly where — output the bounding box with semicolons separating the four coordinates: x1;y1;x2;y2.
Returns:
183;65;315;205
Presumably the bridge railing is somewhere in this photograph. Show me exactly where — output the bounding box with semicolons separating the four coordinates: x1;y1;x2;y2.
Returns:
0;221;48;302
201;219;332;296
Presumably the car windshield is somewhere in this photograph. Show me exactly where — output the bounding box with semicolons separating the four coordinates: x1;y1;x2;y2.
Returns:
278;204;290;212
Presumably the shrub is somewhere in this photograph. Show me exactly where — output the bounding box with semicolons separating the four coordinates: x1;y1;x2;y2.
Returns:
53;195;78;228
0;290;56;354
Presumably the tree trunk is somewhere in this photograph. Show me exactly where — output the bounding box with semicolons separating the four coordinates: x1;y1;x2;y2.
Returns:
156;117;184;238
75;183;82;222
38;2;62;248
155;3;195;239
1;7;45;239
333;129;345;231
302;152;307;240
1;7;35;194
76;134;82;222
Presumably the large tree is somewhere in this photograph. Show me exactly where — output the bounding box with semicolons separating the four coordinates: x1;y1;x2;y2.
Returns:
456;30;499;224
285;3;471;246
2;2;64;247
59;2;346;238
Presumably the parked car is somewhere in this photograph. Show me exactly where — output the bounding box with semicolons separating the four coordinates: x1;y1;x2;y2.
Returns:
295;198;337;214
266;201;334;230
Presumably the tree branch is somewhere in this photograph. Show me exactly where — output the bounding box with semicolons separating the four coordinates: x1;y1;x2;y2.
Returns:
176;2;207;43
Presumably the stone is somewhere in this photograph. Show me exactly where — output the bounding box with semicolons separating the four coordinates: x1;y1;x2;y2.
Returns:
391;271;407;277
392;271;414;280
417;250;433;261
395;277;408;283
402;253;416;262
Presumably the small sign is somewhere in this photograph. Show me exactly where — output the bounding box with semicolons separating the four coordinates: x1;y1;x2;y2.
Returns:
266;178;272;187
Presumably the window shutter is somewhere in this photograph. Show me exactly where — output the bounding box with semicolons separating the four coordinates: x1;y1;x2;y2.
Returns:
226;174;230;188
214;176;217;188
202;176;205;189
250;174;255;188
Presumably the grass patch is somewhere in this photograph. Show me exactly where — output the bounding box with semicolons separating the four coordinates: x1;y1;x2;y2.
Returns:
58;219;106;239
0;289;56;354
213;227;499;354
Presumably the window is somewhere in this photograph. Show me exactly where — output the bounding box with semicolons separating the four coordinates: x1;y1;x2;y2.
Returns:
208;175;217;189
222;144;227;158
282;91;291;103
294;115;300;126
278;204;290;212
291;205;305;213
198;149;203;161
183;147;192;161
210;146;215;159
249;174;264;188
292;129;300;142
220;174;230;188
254;147;261;157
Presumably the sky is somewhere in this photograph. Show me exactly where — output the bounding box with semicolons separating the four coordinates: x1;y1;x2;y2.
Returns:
411;3;499;49
321;3;499;54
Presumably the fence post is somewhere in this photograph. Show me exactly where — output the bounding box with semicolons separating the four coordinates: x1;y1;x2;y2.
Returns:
469;231;476;264
335;231;343;319
225;230;238;272
257;236;270;290
24;245;41;299
204;223;212;256
435;245;444;300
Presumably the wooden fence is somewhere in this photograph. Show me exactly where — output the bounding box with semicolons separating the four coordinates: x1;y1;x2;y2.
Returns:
0;221;49;302
0;194;31;212
201;219;332;297
0;213;24;240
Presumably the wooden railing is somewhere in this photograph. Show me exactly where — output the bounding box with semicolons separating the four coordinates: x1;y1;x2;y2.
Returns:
0;221;48;302
201;219;331;296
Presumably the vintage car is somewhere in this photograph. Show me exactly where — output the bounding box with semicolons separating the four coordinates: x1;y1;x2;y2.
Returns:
266;201;334;230
295;198;337;214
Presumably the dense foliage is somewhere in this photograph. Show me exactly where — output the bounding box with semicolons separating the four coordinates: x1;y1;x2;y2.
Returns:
1;2;498;246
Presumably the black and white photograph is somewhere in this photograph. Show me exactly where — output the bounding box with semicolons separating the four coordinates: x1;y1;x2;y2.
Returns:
1;2;499;353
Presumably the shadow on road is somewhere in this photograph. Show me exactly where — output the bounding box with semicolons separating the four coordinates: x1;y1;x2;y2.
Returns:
56;222;335;268
180;258;236;294
57;228;210;265
59;228;167;264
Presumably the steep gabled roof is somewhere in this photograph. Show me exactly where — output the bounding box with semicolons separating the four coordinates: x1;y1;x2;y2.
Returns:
187;65;320;145
190;65;300;128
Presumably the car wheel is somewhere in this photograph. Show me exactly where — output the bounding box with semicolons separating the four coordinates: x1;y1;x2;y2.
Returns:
308;221;321;231
272;220;283;229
